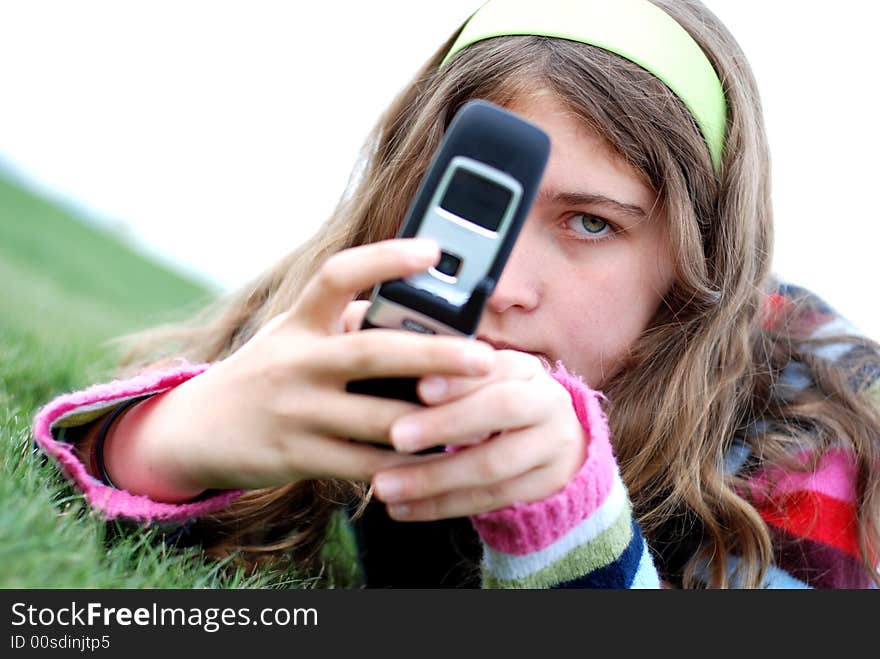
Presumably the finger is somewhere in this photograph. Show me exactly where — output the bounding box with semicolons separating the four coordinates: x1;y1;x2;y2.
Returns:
417;350;544;405
304;389;422;445
384;465;563;521
390;378;553;452
340;300;371;333
373;428;555;503
286;435;437;483
315;331;495;380
292;239;440;334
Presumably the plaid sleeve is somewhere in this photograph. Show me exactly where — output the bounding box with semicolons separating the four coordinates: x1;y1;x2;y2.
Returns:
745;447;875;588
750;283;879;587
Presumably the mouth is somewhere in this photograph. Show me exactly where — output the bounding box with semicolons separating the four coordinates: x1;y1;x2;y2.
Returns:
477;335;552;366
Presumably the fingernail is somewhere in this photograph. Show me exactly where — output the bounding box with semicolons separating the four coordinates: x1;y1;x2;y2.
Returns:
408;239;439;262
391;420;421;450
420;376;447;402
465;345;494;374
388;504;410;519
374;475;403;502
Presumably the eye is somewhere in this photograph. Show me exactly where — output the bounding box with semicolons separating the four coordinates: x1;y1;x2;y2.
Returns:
565;213;614;239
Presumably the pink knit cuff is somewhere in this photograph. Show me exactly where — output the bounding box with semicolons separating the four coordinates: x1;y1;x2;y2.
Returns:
469;362;618;556
31;360;244;524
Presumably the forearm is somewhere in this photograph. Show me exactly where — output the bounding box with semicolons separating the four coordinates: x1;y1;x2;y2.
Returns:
97;390;207;503
32;361;244;523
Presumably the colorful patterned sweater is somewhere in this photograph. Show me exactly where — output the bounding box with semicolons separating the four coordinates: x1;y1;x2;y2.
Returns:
30;283;880;588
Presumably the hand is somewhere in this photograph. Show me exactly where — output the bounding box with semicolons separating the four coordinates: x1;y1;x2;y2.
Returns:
369;350;588;521
103;239;496;501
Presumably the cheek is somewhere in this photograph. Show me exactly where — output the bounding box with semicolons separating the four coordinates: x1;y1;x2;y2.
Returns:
558;290;645;384
554;256;670;386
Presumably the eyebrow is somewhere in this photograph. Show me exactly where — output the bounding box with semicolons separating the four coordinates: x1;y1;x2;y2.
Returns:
537;189;649;220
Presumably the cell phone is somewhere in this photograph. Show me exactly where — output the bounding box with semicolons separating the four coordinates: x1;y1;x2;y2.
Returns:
346;99;551;404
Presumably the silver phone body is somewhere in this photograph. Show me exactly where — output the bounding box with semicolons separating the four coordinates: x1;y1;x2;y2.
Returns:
364;155;523;336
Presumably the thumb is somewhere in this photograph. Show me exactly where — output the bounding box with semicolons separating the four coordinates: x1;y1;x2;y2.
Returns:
291;239;439;334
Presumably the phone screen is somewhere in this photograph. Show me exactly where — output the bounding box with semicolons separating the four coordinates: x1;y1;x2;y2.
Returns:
439;167;512;232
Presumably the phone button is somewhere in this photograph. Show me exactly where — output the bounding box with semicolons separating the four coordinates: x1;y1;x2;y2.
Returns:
401;318;437;334
434;251;462;277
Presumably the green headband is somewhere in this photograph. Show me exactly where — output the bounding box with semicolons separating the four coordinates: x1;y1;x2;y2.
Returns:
440;0;727;174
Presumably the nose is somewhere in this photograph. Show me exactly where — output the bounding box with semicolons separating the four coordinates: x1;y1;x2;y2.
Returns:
485;221;541;315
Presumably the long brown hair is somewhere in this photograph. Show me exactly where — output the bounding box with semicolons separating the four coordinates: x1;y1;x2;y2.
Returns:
114;0;880;587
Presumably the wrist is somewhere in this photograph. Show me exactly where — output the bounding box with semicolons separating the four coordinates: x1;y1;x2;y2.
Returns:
103;389;207;502
92;395;153;487
470;364;615;554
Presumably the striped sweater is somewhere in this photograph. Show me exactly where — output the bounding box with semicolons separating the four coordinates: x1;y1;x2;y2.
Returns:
31;283;880;588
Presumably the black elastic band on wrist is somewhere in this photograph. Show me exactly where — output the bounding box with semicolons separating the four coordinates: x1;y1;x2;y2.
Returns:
93;395;154;488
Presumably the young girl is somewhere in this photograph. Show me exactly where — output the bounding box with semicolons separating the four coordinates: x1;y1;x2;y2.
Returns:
33;0;880;589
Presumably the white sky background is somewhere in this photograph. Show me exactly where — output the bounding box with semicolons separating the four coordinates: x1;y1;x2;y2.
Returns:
1;1;878;338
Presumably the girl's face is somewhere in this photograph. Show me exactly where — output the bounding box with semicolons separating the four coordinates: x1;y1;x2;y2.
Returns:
476;92;676;387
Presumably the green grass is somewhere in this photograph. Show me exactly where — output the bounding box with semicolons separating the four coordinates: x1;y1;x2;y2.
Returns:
0;176;359;589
